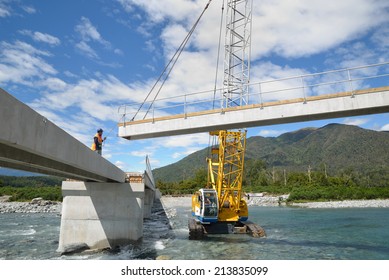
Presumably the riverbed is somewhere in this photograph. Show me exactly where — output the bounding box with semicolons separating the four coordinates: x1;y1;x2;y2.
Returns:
1;197;388;260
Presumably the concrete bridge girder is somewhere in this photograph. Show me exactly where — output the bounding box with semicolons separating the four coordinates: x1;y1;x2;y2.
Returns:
118;88;389;140
0;88;125;183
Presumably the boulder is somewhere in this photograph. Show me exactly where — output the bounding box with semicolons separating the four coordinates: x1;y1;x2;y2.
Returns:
0;195;12;202
30;197;44;204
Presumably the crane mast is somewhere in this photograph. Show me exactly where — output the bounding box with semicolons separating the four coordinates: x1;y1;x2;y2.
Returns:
222;0;253;108
207;130;247;222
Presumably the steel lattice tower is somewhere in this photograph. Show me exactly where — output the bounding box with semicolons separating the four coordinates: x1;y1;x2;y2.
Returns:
222;0;253;109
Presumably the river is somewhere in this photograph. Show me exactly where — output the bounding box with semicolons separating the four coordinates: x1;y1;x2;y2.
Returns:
0;200;388;260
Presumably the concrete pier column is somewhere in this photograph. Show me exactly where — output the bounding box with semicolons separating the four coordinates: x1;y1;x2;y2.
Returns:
58;181;144;253
143;188;155;219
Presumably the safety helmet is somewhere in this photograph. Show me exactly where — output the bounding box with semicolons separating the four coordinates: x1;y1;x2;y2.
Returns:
97;128;103;133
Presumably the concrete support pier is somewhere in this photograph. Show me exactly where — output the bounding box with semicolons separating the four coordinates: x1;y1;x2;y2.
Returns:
58;181;144;253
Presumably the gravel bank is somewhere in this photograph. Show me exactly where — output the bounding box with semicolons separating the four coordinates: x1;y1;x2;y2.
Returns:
160;195;289;208
291;199;389;208
160;195;389;209
2;196;388;213
0;200;62;214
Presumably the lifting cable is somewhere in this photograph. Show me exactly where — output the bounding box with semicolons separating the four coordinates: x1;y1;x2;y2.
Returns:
212;0;225;111
132;0;214;121
208;0;225;160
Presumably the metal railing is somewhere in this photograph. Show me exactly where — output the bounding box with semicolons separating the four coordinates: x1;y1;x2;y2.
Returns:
118;61;389;123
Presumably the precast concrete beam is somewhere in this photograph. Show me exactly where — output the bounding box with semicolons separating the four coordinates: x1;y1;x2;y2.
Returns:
118;87;389;140
0;88;125;182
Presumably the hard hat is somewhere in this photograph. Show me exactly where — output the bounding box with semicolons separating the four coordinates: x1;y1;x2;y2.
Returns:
97;128;103;133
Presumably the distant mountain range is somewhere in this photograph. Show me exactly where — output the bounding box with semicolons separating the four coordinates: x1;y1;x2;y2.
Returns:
153;124;389;182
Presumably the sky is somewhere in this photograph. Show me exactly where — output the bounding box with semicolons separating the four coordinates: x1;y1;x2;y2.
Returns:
1;0;389;173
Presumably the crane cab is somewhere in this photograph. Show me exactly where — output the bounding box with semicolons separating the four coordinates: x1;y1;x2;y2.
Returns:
191;188;218;223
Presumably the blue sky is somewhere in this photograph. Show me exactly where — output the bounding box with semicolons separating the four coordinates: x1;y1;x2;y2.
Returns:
1;0;389;173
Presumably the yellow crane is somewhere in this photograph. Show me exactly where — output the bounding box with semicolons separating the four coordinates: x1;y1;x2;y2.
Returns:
189;130;266;238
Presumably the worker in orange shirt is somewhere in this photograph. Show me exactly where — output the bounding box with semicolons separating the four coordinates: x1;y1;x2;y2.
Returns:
91;128;106;155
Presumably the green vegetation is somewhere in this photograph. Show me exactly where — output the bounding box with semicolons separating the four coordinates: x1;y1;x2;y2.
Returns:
156;159;389;202
0;186;62;201
0;175;63;202
153;124;389;184
154;124;389;202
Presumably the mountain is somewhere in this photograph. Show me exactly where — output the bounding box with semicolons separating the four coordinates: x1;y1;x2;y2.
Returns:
153;124;389;182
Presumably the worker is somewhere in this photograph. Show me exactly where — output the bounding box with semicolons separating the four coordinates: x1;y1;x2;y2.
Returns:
91;128;106;155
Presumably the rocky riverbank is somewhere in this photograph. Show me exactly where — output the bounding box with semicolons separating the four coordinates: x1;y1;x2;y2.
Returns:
291;199;389;208
160;195;389;208
2;195;389;213
0;196;62;213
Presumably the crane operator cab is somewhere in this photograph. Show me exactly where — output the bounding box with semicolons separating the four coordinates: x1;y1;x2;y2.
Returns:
191;188;218;223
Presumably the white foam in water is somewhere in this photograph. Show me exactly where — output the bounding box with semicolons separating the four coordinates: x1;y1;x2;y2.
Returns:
166;208;177;219
154;241;165;250
15;229;36;236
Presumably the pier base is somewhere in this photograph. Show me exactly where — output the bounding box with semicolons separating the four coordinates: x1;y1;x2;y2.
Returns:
57;181;144;253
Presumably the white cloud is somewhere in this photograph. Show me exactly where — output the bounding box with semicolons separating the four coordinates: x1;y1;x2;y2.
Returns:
258;129;287;137
0;40;56;85
172;152;182;159
74;17;115;59
75;17;111;47
33;32;60;46
39;77;68;91
381;124;389;131
372;26;389;52
343;118;369;126
75;41;99;59
63;70;77;78
114;48;123;55
131;150;152;157
158;133;209;148
0;3;10;17
21;5;36;14
121;0;389;60
20;30;61;46
76;17;102;42
114;160;127;170
251;0;389;58
117;0;201;23
116;0;134;13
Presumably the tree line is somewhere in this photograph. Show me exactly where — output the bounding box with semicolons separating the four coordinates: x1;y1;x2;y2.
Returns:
0;176;63;201
156;159;389;202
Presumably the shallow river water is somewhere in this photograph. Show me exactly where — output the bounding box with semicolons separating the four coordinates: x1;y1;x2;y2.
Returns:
0;200;388;260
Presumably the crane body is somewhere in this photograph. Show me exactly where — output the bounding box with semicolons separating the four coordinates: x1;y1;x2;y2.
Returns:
189;130;265;238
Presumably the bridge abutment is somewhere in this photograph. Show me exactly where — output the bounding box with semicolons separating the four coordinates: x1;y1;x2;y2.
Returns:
58;181;145;253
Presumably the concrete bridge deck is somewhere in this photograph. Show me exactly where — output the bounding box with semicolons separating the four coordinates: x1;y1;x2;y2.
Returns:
0;88;125;182
118;86;389;140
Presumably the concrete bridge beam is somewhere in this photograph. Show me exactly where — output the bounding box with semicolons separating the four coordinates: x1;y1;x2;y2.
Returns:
0;88;125;182
118;87;389;140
